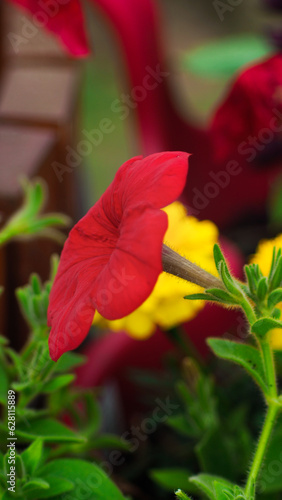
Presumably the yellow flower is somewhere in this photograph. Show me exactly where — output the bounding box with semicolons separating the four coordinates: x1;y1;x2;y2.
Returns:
94;202;219;339
251;234;282;350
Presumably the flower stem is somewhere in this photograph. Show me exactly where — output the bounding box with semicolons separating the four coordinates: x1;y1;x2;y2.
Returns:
245;403;279;498
260;338;277;400
245;334;279;498
162;244;223;290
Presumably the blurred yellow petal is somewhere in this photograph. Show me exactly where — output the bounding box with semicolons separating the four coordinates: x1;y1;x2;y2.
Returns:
271;328;282;350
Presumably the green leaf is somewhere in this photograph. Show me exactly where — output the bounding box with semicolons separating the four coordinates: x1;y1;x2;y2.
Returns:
41;374;75;393
22;478;50;493
17;418;86;444
182;34;273;78
219;261;242;298
207;339;267;393
166;414;197;437
24;475;74;499
91;434;131;451
31;274;42;295
189;474;236;500
196;427;234;479
244;265;256;296
0;178;70;245
213;244;225;273
269;255;282;291
0;363;9;404
21;439;43;475
252;317;282;338
83;393;101;435
37;459;126;500
184;293;217;301
150;468;197;494
205;288;238;305
0;335;8;345
268;289;282;310
257;277;268;302
54;352;86;373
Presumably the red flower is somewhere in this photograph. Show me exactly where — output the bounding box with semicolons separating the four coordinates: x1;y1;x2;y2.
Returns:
182;53;282;228
210;53;282;166
48;152;189;361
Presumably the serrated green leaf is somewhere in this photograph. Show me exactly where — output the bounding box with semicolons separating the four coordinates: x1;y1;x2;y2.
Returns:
41;374;75;393
252;317;282;338
268;289;282;309
21;439;43;475
17;418;86;444
207;339;267;393
37;459;126;500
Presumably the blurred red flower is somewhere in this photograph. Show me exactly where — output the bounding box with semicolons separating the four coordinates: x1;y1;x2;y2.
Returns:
48;152;189;361
8;0;89;55
210;53;282;166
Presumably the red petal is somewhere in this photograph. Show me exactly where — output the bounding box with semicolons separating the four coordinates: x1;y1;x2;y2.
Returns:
93;206;168;319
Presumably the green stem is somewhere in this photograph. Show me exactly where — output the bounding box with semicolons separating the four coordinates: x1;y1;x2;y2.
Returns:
245;403;279;498
245;334;279;498
240;296;257;326
260;338;278;399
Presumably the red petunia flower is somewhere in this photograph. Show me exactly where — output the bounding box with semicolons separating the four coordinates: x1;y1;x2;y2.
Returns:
47;152;189;361
210;53;282;166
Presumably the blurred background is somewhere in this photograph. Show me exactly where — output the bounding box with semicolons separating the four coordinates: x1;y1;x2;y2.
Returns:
1;1;282;498
1;0;282;377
